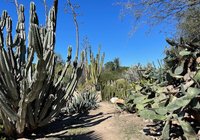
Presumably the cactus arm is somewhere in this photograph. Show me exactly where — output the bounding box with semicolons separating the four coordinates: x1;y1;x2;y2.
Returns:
27;105;36;128
6;16;18;80
26;47;34;82
32;25;43;59
0;90;18;121
39;59;84;127
0;49;18;101
18;5;26;65
55;46;72;87
98;52;105;79
28;2;42;59
16;97;27;134
33;81;51;124
38;94;55;122
48;54;56;80
26;4;36;72
44;51;55;72
43;7;56;51
64;55;84;100
0;111;14;136
26;59;46;103
0;11;7;31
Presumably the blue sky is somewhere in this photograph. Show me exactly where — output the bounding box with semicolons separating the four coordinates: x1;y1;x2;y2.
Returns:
0;0;171;66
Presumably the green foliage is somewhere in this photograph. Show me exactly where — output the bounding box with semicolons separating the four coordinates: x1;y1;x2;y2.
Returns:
113;57;120;70
101;79;132;101
100;66;128;82
121;37;200;139
104;58;123;72
123;64;142;82
0;2;84;137
83;46;105;91
104;61;115;71
100;70;121;82
54;60;73;85
100;59;129;101
65;92;98;114
121;63;168;113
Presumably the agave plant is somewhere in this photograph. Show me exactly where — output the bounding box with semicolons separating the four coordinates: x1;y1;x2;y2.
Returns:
65;92;98;115
0;2;84;137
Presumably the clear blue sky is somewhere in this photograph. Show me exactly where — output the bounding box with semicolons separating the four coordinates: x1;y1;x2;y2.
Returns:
0;0;171;66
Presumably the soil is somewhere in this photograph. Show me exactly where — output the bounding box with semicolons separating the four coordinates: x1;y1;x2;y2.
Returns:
19;102;152;140
82;102;152;140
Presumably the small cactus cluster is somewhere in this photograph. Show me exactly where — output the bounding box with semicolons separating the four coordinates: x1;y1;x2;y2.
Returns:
101;79;131;101
0;2;83;136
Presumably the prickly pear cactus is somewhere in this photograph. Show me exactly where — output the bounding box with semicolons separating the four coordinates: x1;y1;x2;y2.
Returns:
0;2;84;137
138;38;200;140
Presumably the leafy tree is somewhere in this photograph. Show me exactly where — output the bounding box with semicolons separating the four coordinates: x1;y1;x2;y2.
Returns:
105;61;115;71
105;58;121;71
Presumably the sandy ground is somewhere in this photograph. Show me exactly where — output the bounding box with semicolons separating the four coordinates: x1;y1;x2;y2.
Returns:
84;102;151;140
19;102;151;140
34;102;150;140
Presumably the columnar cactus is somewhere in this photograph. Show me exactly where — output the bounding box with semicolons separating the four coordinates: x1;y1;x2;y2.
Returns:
85;46;105;90
0;2;83;136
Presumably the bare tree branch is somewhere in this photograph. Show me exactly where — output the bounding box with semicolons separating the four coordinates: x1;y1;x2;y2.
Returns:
6;0;19;13
67;0;79;61
14;0;19;13
117;0;200;35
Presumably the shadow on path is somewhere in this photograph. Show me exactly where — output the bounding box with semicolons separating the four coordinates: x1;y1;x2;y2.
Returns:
28;112;112;139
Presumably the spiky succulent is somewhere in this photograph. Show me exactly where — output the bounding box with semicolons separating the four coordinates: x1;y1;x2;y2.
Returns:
0;2;84;137
65;92;98;114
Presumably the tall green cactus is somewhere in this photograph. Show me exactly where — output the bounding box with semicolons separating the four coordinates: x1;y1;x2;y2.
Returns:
0;2;83;137
85;46;105;90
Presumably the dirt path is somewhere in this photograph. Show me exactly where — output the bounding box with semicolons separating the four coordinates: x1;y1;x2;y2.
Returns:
51;102;151;140
19;102;151;140
83;102;151;140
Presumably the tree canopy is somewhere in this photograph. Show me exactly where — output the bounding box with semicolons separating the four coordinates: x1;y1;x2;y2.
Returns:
118;0;200;37
176;7;200;40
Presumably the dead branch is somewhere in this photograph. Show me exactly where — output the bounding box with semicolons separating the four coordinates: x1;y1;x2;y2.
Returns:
67;0;79;61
